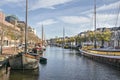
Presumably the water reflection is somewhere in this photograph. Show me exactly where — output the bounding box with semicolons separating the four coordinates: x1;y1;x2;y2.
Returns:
9;69;39;80
39;46;120;80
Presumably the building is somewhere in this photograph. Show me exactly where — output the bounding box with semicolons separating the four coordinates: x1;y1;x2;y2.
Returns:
0;11;20;47
0;11;5;23
5;15;19;25
111;27;120;48
28;26;36;35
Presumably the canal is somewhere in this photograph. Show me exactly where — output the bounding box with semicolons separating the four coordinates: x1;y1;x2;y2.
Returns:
2;46;120;80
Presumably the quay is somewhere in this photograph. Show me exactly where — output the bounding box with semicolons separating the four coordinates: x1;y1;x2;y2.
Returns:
60;43;120;68
80;50;120;69
0;47;18;75
0;55;10;79
53;44;120;69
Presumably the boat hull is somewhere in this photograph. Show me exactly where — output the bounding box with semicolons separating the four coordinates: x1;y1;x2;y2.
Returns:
9;54;39;70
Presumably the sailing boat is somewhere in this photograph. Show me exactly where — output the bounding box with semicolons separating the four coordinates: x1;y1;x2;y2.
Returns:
9;0;39;69
41;24;46;51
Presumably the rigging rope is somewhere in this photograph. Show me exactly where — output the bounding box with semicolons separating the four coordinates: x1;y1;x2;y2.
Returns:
115;2;120;27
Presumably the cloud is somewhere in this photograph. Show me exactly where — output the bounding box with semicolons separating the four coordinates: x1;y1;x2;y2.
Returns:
0;0;24;6
29;0;73;11
82;1;120;14
59;14;116;27
0;9;2;11
97;14;117;22
88;13;120;27
99;14;120;26
88;13;117;22
97;1;120;11
96;23;115;28
4;0;23;3
36;19;58;26
59;16;90;24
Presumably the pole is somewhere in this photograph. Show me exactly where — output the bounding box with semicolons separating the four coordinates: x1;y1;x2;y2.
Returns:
0;13;4;55
42;24;43;46
0;31;4;55
25;0;28;53
14;21;16;54
63;27;65;48
94;0;97;48
114;3;120;48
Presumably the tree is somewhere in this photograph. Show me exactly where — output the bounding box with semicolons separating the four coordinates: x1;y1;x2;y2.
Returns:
96;29;111;47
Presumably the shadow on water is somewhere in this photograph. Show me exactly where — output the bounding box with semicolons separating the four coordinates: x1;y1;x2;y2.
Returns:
9;69;39;80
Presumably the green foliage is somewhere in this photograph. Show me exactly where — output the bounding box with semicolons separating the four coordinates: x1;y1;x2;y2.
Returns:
96;29;111;42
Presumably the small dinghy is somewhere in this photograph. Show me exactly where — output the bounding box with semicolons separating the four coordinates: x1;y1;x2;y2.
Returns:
39;57;47;64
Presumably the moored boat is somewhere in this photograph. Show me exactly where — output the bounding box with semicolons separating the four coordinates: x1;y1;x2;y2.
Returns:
39;57;47;64
8;0;40;70
9;53;39;69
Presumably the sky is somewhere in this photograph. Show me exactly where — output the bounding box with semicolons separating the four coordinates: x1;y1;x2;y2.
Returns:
0;0;120;39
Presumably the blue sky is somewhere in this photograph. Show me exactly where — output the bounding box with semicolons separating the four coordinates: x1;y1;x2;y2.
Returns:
0;0;120;39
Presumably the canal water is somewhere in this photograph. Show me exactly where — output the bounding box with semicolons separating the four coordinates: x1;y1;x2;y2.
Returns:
2;46;120;80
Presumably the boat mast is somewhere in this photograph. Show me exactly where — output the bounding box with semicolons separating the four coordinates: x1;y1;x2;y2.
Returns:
25;0;28;53
0;31;4;55
42;24;44;46
94;0;97;48
114;3;120;48
0;14;4;55
63;27;65;47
